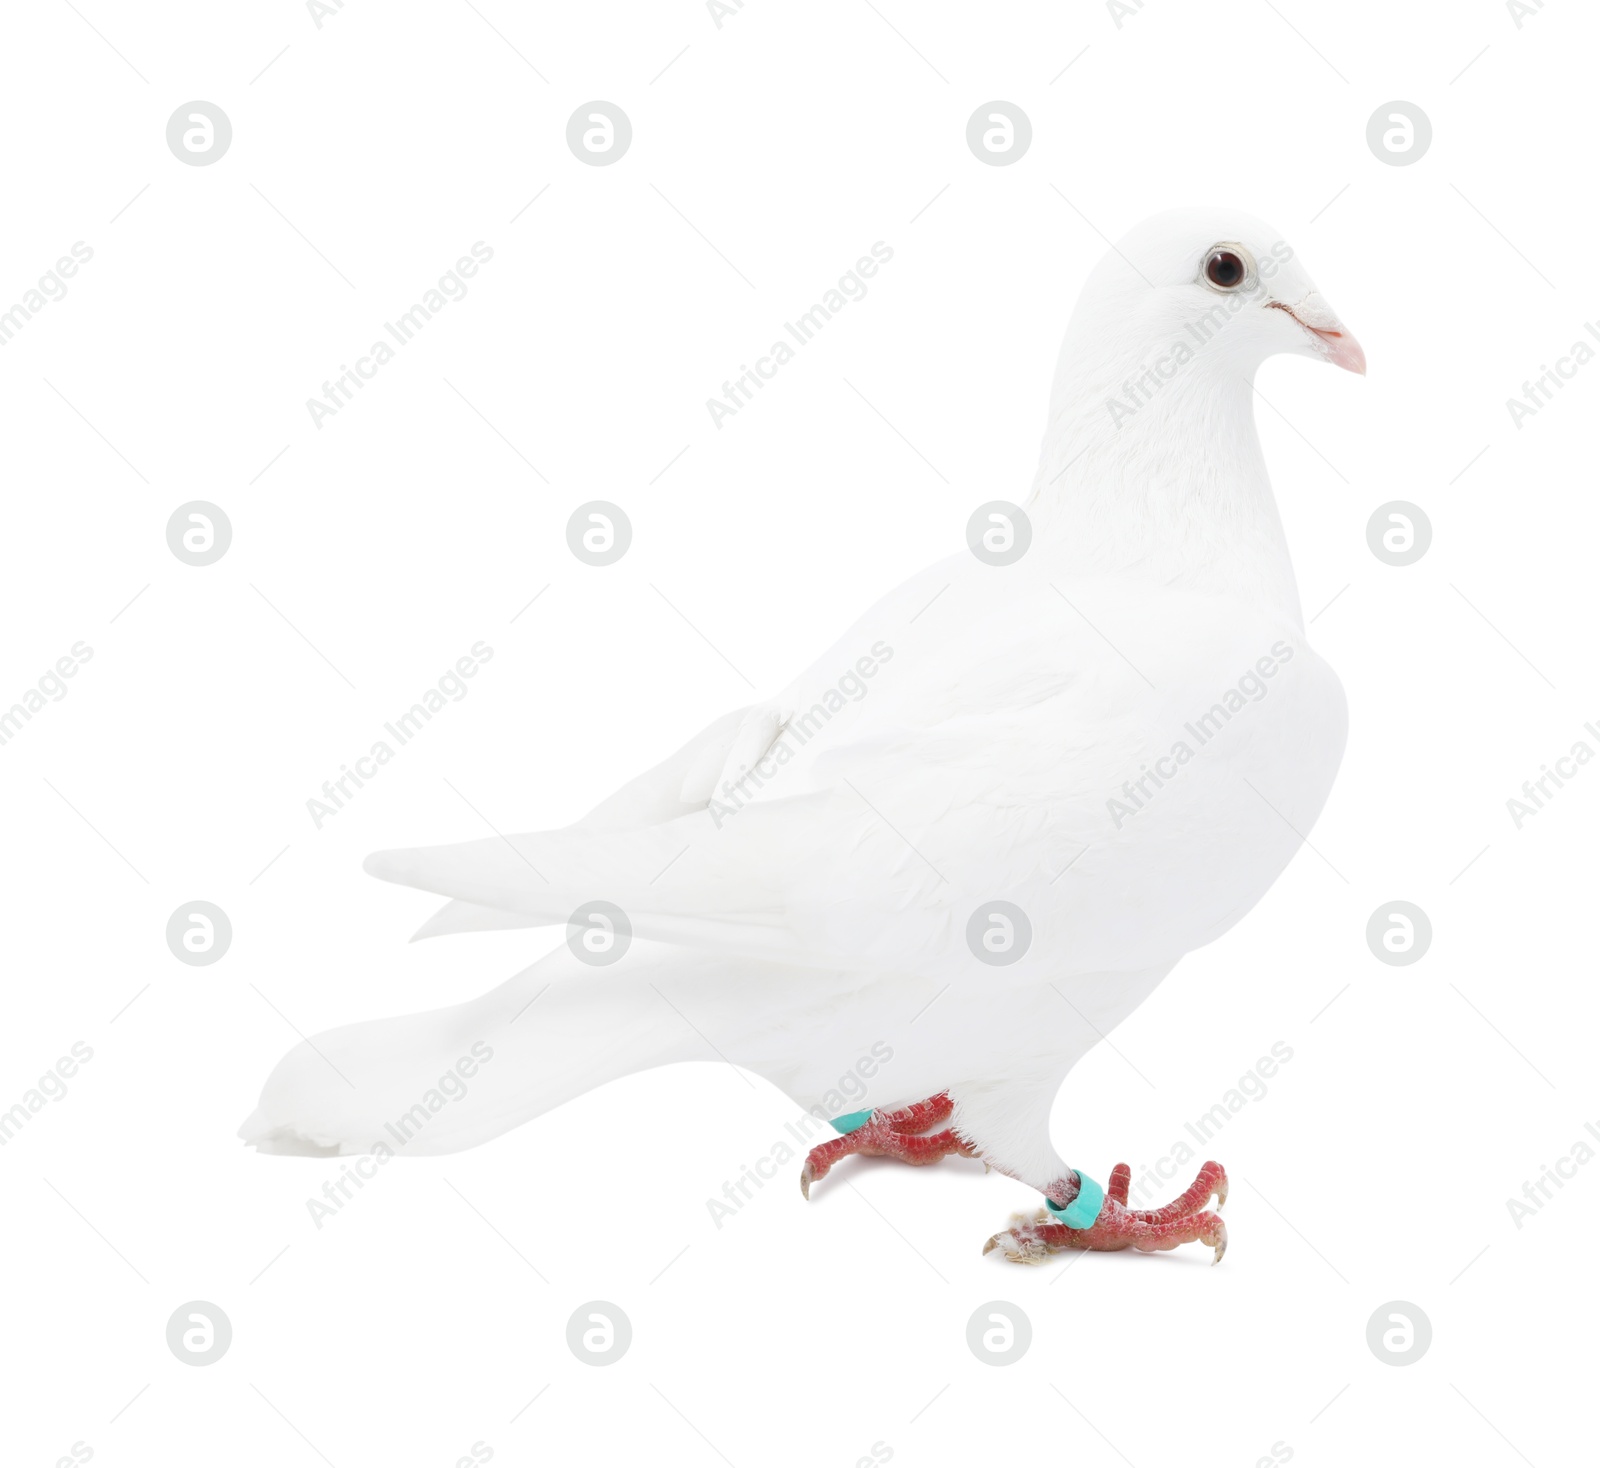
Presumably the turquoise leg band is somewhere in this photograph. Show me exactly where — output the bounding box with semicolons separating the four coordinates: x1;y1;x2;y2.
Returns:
1045;1172;1105;1229
829;1109;875;1135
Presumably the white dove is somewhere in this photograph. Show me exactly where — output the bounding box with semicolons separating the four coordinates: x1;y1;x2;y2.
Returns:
242;207;1360;1264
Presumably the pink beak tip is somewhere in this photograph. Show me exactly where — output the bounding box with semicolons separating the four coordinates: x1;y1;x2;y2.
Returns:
1319;328;1366;376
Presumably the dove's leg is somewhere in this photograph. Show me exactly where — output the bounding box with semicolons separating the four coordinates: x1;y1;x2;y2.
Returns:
802;1078;1071;1201
983;1161;1229;1265
799;1093;980;1198
936;1079;1229;1265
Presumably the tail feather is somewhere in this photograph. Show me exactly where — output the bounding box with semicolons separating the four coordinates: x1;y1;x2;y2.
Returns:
363;797;844;960
240;943;754;1158
410;899;549;942
404;898;800;957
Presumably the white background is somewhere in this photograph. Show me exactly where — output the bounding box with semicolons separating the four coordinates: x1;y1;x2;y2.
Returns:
2;1;1595;1464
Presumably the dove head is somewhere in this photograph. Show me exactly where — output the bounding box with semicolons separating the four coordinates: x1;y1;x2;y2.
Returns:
1032;208;1362;615
1073;206;1364;382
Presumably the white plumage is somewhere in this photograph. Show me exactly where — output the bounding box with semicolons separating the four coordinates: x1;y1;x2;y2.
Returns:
242;208;1355;1217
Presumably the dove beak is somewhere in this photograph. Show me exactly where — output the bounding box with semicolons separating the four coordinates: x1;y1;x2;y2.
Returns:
1310;321;1366;375
1269;294;1366;376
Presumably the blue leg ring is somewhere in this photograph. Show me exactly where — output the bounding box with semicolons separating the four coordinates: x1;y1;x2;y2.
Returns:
829;1109;875;1136
1044;1171;1106;1229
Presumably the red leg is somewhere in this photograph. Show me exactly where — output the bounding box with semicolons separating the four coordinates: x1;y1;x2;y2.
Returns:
876;1093;955;1132
799;1093;977;1198
984;1161;1230;1265
792;1094;1230;1269
1037;1208;1227;1259
891;1128;976;1164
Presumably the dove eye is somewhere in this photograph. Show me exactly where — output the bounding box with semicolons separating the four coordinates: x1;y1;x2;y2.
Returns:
1202;247;1250;291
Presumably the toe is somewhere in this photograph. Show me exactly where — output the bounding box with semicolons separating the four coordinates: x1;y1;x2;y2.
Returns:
1121;1160;1228;1224
983;1210;1062;1264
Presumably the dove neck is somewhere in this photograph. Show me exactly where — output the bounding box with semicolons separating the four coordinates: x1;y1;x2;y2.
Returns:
1027;368;1303;625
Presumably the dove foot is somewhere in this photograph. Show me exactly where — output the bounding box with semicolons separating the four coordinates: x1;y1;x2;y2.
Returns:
982;1161;1229;1265
800;1092;979;1199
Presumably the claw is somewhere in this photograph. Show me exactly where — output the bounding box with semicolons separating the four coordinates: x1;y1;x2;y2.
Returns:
800;1161;814;1200
984;1230;1049;1264
1213;1219;1228;1265
982;1211;1057;1264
